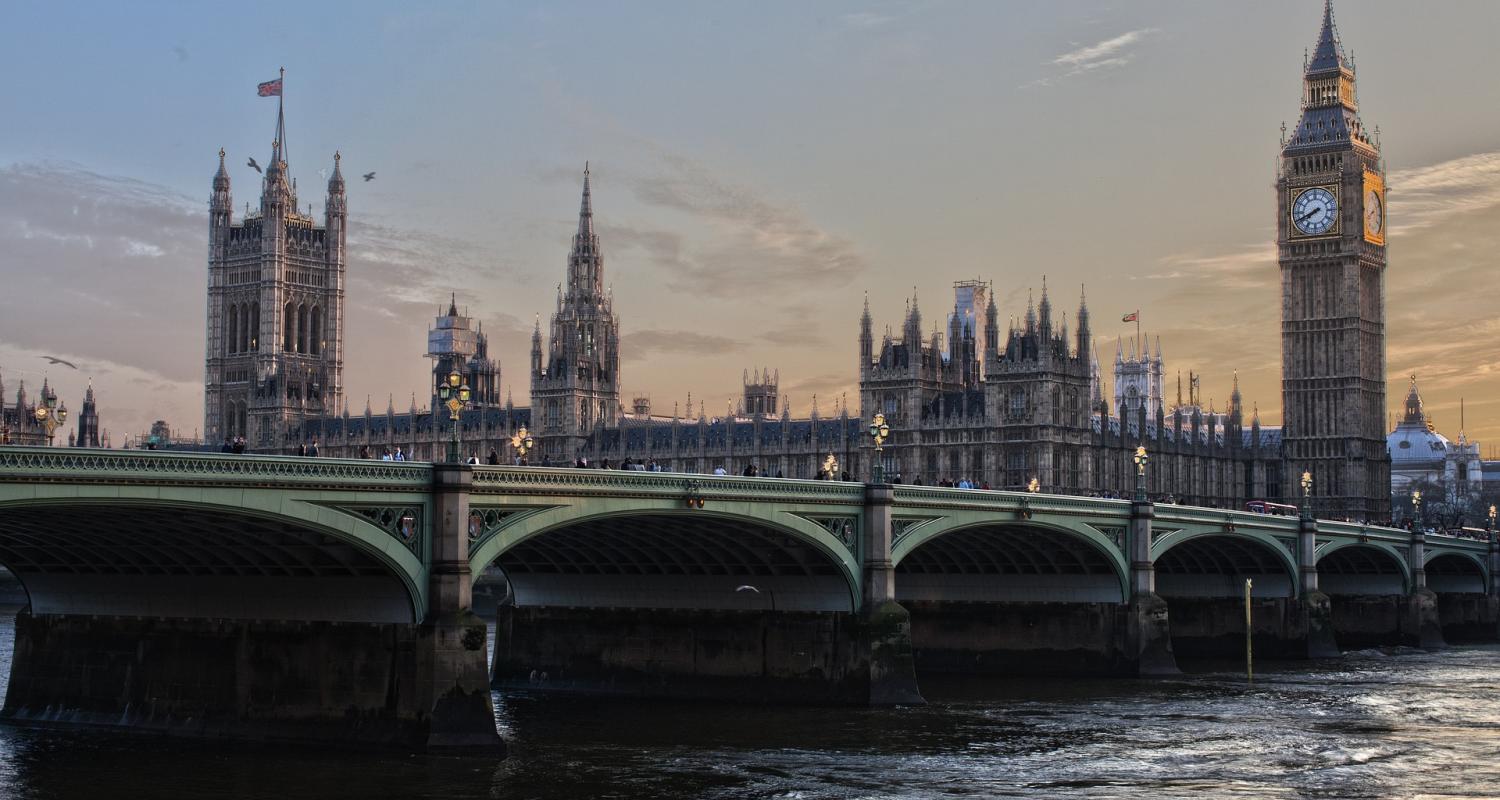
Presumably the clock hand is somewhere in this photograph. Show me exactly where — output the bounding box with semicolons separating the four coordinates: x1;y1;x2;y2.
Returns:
1296;207;1322;223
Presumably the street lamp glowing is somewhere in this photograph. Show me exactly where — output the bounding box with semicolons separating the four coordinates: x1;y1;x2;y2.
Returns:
510;426;534;463
823;453;838;478
1131;446;1149;502
868;412;890;483
437;369;471;464
1300;471;1312;497
32;392;67;447
1027;477;1040;493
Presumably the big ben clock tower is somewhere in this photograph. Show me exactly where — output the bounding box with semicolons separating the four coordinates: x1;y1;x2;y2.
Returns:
1278;0;1389;521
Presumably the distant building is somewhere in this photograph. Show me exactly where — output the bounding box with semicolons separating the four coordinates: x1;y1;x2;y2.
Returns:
0;372;50;446
70;380;101;448
428;296;500;410
1388;377;1482;500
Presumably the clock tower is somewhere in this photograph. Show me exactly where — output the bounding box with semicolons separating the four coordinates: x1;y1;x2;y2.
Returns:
1277;0;1389;520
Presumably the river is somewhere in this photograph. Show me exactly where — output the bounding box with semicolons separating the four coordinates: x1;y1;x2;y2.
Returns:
0;618;1495;799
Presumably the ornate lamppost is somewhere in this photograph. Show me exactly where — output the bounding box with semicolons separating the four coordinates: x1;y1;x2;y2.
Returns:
33;393;68;447
1411;489;1423;532
822;453;838;481
510;426;534;466
868;412;890;484
1132;446;1148;502
1300;471;1313;520
436;370;471;464
1489;504;1497;534
1027;477;1040;494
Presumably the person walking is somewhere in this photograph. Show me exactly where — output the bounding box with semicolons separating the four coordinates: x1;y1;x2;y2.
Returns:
359;445;372;459
486;448;500;465
393;447;406;462
307;439;319;458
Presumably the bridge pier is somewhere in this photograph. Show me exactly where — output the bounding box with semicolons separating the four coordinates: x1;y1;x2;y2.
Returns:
1127;499;1177;675
1408;529;1445;648
860;485;924;705
1297;516;1340;658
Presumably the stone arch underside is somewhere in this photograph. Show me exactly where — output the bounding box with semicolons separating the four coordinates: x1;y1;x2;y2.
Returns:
895;524;1125;603
0;505;416;623
1318;544;1408;596
1155;535;1295;598
495;512;855;612
1426;553;1486;595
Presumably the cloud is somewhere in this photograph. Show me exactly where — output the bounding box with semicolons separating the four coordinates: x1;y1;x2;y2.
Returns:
620;329;744;361
1028;28;1159;87
840;12;895;29
617;153;866;298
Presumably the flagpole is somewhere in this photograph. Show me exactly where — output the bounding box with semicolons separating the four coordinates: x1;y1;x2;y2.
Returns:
1135;309;1140;356
279;66;286;161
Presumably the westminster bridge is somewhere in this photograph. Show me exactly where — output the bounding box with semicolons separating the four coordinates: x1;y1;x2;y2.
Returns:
0;446;1495;751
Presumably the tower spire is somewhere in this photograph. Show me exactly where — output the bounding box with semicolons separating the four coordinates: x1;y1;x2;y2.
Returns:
578;162;594;238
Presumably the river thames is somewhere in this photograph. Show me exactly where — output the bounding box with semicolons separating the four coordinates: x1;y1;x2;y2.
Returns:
0;619;1495;799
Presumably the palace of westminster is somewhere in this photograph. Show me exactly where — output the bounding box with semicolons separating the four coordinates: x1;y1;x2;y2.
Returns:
18;3;1497;523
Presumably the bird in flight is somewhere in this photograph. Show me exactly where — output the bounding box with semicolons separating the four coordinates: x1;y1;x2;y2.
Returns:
247;156;262;174
362;171;376;182
41;356;78;369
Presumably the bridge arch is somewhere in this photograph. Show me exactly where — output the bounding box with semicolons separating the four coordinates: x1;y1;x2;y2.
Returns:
1153;530;1298;598
0;494;427;623
892;519;1128;604
470;504;861;612
1425;551;1488;595
1315;541;1411;596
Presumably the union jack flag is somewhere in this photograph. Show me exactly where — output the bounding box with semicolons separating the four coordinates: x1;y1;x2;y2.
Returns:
1122;311;1138;323
257;78;283;97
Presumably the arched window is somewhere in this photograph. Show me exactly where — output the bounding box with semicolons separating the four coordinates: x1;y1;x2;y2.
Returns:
227;305;239;354
284;303;295;351
249;302;260;351
310;306;321;355
239;403;248;438
297;304;309;354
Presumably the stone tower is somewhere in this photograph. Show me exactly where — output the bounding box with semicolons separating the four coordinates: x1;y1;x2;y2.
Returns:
1277;0;1389;519
531;166;621;462
72;379;100;448
204;95;346;447
427;294;501;410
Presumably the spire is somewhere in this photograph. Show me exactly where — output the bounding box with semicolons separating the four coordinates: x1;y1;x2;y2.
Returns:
448;292;458;317
213;148;230;190
272;67;287;166
1307;0;1349;76
328;150;344;193
577;162;594;238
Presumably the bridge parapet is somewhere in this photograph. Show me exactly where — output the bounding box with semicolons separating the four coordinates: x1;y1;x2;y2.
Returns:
0;446;432;490
470;466;867;505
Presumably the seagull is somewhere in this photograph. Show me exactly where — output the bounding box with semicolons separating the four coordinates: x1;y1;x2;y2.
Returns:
247;156;262;174
41;356;78;369
362;171;376;182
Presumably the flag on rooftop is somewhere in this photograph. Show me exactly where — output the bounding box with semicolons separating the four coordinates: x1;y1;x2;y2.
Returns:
257;78;282;97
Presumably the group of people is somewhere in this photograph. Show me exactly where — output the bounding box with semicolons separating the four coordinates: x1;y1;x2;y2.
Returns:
217;437;248;454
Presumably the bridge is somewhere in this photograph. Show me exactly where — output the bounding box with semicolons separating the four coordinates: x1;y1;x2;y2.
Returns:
0;446;1495;749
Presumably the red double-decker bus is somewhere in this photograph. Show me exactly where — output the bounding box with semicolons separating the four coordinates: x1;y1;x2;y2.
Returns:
1246;500;1299;516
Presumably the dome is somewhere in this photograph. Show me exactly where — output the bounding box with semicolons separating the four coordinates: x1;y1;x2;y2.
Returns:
1388;423;1449;466
1389;374;1449;465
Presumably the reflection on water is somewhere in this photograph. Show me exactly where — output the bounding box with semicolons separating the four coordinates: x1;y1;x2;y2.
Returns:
0;617;1497;799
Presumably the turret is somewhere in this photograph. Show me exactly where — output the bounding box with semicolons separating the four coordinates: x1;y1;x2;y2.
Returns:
1076;285;1091;362
530;315;543;378
984;291;999;363
859;292;873;378
210;148;232;253
1038;277;1052;343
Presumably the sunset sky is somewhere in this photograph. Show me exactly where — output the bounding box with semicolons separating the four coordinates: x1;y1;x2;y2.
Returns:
2;1;1499;450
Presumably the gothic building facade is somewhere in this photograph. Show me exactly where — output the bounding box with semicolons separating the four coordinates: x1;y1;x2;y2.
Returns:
203;97;346;447
69;380;101;448
1278;1;1390;519
530;167;621;462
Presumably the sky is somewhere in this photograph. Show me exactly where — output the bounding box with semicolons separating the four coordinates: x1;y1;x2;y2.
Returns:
1;1;1499;451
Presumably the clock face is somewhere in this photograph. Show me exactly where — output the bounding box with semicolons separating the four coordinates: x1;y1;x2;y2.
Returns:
1364;189;1383;235
1292;187;1338;235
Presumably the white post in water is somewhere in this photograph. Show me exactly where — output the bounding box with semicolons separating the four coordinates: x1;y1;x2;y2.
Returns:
1245;578;1253;685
